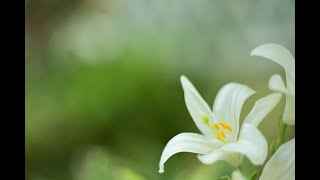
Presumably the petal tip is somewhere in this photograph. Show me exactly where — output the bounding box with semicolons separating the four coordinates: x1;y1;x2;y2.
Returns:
180;75;188;85
250;49;256;56
180;75;194;93
158;168;164;173
250;43;278;56
222;82;256;95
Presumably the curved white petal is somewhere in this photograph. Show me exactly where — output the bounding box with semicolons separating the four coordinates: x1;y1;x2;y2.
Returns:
213;83;256;141
268;74;287;94
259;138;295;180
250;43;295;94
232;170;246;180
159;132;221;173
283;95;295;125
181;76;216;138
243;93;282;127
197;149;242;167
221;123;267;165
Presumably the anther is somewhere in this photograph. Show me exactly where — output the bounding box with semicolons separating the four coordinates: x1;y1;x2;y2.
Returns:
216;133;222;140
213;123;220;130
218;130;226;138
219;122;232;132
225;125;232;132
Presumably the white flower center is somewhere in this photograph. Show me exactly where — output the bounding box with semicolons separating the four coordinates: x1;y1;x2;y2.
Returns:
201;114;232;144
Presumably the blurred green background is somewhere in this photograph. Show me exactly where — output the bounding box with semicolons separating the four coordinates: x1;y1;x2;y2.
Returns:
25;0;295;179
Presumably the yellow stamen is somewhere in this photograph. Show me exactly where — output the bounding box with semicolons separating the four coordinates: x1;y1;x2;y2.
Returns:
201;117;232;144
216;133;226;144
219;122;232;132
219;122;226;128
219;130;226;138
225;125;232;132
213;123;220;130
216;133;222;140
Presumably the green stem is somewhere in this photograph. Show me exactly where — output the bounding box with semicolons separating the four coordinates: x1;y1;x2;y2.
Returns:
277;121;287;148
249;170;258;180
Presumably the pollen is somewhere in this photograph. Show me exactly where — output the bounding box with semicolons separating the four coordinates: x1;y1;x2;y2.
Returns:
219;122;232;132
216;133;222;140
213;123;220;130
219;122;226;128
215;133;226;144
225;125;232;132
218;130;226;138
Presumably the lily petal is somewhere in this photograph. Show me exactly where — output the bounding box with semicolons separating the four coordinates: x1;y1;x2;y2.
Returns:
159;132;221;173
243;93;282;127
283;95;295;125
259;138;295;180
197;149;242;167
250;43;295;94
213;83;255;141
221;123;268;165
232;170;246;180
268;74;287;94
181;76;216;138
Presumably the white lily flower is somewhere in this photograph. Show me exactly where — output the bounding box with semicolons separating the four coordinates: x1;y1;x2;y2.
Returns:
251;43;295;125
158;76;282;173
259;138;295;180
